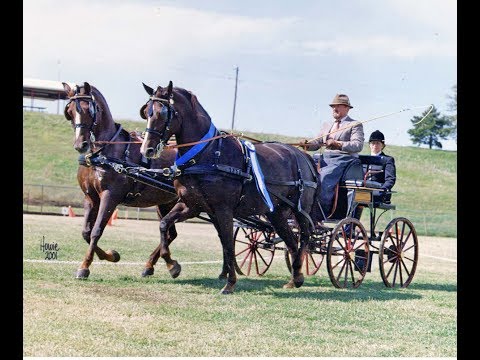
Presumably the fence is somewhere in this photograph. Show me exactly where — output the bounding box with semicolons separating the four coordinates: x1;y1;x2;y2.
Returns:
23;183;456;237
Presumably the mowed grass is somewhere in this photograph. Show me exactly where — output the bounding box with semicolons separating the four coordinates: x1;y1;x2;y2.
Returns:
23;214;457;357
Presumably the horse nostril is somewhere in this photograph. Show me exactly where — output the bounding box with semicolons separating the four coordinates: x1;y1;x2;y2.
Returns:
145;148;154;158
75;141;89;154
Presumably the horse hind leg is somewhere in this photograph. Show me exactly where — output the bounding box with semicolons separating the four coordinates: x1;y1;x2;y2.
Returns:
209;209;236;294
268;209;305;289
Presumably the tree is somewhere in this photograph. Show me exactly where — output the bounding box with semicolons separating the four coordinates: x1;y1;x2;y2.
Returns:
407;105;455;149
446;84;457;143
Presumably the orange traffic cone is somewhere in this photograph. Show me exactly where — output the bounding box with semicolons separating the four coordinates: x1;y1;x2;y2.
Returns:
68;206;76;217
112;208;119;220
107;214;113;226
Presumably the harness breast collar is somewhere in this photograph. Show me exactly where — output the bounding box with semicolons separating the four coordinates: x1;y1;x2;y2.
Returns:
175;122;217;167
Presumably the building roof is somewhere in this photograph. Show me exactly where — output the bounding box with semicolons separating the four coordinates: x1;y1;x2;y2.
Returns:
23;78;76;101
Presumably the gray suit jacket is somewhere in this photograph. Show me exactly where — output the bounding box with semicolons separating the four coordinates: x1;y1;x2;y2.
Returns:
310;116;364;155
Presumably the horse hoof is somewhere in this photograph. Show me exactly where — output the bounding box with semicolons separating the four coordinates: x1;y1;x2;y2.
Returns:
283;280;295;289
294;274;305;288
106;249;120;262
142;268;154;277
169;261;181;279
76;268;90;279
220;284;235;294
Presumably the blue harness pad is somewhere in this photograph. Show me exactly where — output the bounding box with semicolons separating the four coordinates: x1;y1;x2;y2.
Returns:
175;122;217;166
243;140;274;212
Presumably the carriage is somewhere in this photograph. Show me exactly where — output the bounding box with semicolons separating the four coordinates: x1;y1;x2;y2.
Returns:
232;153;419;289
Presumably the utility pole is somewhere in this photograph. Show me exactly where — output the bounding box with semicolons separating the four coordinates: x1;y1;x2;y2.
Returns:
57;59;61;114
231;66;239;131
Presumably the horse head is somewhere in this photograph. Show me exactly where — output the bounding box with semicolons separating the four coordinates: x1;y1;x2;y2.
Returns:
62;82;113;154
139;81;210;159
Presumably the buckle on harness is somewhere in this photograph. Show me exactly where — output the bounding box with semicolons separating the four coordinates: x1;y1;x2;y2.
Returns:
163;166;182;177
85;153;92;167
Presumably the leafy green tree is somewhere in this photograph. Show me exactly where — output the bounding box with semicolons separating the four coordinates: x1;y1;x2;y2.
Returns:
407;105;455;149
447;84;457;142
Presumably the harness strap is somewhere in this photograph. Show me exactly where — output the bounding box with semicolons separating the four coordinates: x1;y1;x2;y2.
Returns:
268;189;315;230
266;179;317;188
181;164;252;180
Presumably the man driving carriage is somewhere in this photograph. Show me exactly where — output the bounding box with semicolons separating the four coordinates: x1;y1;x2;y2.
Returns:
303;93;364;222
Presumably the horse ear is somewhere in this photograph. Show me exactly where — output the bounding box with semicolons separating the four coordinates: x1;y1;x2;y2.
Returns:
62;82;71;94
142;83;154;95
167;81;173;97
139;104;148;120
84;82;91;94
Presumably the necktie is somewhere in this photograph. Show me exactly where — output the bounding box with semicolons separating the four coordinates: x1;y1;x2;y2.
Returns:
328;120;340;139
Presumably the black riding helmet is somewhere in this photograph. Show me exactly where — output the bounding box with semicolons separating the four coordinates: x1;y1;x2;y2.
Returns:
369;130;385;143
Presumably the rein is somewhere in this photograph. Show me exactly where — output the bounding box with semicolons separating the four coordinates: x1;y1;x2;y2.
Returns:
93;131;263;147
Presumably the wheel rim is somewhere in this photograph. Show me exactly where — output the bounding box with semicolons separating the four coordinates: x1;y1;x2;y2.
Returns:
326;218;369;288
379;217;418;288
234;226;276;276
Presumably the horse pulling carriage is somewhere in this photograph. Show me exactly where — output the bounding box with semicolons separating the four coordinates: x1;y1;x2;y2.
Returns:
64;81;418;293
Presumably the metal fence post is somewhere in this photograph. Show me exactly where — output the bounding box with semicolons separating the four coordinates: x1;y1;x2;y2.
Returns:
40;185;44;214
423;213;428;236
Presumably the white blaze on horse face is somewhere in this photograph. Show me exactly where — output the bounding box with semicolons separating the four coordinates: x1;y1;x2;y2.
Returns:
140;116;153;155
74;111;82;140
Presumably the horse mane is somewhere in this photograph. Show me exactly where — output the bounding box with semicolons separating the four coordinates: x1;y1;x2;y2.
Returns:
175;87;211;123
90;86;114;121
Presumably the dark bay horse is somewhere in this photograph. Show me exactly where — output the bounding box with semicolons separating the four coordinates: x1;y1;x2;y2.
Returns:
139;81;319;294
63;82;183;279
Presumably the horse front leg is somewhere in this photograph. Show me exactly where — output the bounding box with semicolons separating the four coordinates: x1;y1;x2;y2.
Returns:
142;203;179;277
143;202;193;278
76;191;120;279
80;195;111;261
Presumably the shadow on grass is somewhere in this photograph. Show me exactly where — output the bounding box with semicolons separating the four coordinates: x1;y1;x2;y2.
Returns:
108;273;455;302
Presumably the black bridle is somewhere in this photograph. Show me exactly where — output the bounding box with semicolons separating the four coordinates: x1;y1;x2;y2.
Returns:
64;87;100;145
142;95;176;145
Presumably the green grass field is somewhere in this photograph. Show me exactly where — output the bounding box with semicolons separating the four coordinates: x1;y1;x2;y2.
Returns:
23;214;456;357
23;111;457;237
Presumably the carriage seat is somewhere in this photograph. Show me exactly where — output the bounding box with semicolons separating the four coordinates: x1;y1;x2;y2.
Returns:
312;153;395;212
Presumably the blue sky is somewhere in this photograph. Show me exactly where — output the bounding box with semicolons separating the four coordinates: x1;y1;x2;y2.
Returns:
23;0;457;150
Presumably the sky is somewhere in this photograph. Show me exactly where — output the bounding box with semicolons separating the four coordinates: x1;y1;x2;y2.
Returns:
23;0;457;151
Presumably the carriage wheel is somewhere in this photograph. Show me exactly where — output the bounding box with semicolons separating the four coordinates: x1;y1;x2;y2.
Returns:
326;218;369;288
233;226;276;276
379;217;418;288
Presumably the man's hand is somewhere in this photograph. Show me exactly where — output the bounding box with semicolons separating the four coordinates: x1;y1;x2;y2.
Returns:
301;139;321;151
325;138;342;150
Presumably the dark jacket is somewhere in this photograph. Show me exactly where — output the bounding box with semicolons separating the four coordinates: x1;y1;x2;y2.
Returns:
367;152;396;191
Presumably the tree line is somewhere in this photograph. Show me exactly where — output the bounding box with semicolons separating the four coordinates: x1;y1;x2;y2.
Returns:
407;84;456;149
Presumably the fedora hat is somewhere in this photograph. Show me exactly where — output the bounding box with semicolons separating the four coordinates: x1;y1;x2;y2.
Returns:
329;94;353;108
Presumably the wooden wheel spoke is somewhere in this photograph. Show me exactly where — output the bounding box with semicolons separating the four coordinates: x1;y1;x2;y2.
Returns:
402;243;415;253
254;247;272;267
400;258;412;277
348;259;358;285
